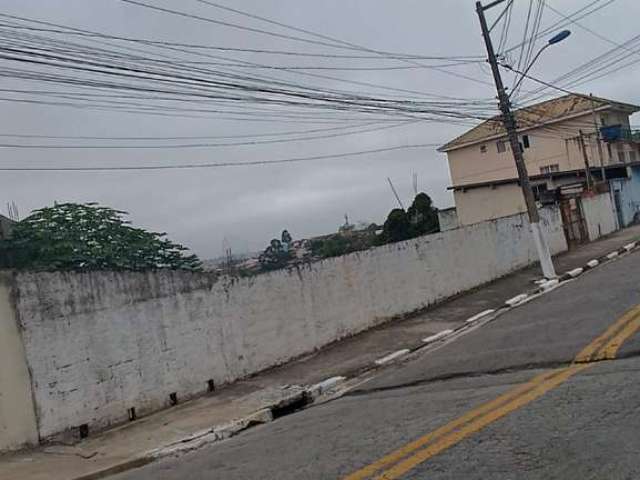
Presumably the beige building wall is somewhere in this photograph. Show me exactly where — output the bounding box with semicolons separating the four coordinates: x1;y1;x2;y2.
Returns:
454;183;526;226
0;272;38;451
446;112;626;188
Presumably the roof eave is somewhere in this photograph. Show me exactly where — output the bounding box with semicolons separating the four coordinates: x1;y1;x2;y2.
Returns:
439;99;640;153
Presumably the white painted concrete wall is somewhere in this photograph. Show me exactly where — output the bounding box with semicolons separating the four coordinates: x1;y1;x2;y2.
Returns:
10;207;567;442
437;208;459;232
582;192;618;241
0;272;38;451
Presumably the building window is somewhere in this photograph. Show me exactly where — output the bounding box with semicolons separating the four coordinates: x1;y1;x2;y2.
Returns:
618;151;626;163
480;144;487;154
540;164;559;174
601;114;608;126
522;135;530;149
630;150;637;162
496;140;506;153
607;143;612;159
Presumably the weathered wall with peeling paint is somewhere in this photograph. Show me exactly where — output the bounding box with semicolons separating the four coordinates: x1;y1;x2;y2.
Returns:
4;206;566;445
582;192;618;241
0;272;38;451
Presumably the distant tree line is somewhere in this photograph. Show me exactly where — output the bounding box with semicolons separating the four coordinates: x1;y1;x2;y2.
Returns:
258;192;440;269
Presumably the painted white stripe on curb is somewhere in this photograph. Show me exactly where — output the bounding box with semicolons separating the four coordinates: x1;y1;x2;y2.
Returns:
567;267;583;278
465;309;495;324
375;349;410;365
505;293;528;307
586;259;599;268
422;329;453;343
540;279;559;290
624;242;636;251
607;251;619;259
308;376;345;397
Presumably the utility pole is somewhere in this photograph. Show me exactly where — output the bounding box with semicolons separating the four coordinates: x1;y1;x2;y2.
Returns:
476;0;556;278
589;93;606;181
578;130;593;190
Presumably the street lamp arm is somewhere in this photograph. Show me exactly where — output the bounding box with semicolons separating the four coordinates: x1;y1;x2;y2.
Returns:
508;30;571;99
509;44;550;98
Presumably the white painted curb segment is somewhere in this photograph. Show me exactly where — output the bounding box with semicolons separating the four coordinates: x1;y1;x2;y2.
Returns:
465;309;496;324
375;349;410;365
505;293;528;307
540;279;559;291
422;329;453;344
567;267;583;278
624;242;636;251
586;259;599;268
607;251;619;259
307;376;345;398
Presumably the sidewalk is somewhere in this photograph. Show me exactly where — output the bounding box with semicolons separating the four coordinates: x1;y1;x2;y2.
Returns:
3;225;640;480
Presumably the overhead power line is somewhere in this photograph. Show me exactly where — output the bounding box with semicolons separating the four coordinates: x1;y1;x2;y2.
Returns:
0;17;480;60
0;142;441;171
0;14;493;102
0;120;419;149
119;0;495;87
0;121;383;140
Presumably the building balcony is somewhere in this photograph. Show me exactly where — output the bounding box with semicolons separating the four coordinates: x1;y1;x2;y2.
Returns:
600;125;640;143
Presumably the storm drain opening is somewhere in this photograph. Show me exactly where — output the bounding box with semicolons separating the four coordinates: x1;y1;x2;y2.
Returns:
78;424;89;439
269;392;311;420
128;407;137;421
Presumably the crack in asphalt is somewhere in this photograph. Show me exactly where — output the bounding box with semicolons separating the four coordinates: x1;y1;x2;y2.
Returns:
342;348;640;398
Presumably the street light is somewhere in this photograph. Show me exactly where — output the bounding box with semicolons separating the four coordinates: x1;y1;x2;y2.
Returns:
510;30;571;97
477;0;570;279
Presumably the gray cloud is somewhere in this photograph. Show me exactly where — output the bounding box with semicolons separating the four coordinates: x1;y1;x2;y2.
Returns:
1;0;638;257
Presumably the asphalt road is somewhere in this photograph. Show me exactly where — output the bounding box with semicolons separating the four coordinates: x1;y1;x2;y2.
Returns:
112;250;640;480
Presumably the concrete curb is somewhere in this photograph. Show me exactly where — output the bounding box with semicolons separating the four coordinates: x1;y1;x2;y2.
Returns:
465;309;496;324
586;259;599;268
567;267;584;278
422;329;454;343
148;407;275;459
539;278;559;291
307;376;346;399
374;349;410;365
505;293;528;307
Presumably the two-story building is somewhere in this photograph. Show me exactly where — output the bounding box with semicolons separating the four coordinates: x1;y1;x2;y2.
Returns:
439;94;640;239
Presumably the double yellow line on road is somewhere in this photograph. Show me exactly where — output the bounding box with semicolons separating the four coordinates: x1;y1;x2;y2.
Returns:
344;304;640;480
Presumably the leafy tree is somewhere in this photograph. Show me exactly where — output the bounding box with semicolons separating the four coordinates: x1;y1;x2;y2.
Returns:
407;192;440;236
376;208;411;245
0;202;201;271
259;238;290;270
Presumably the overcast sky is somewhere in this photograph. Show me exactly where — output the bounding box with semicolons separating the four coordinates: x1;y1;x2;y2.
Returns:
2;0;639;258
